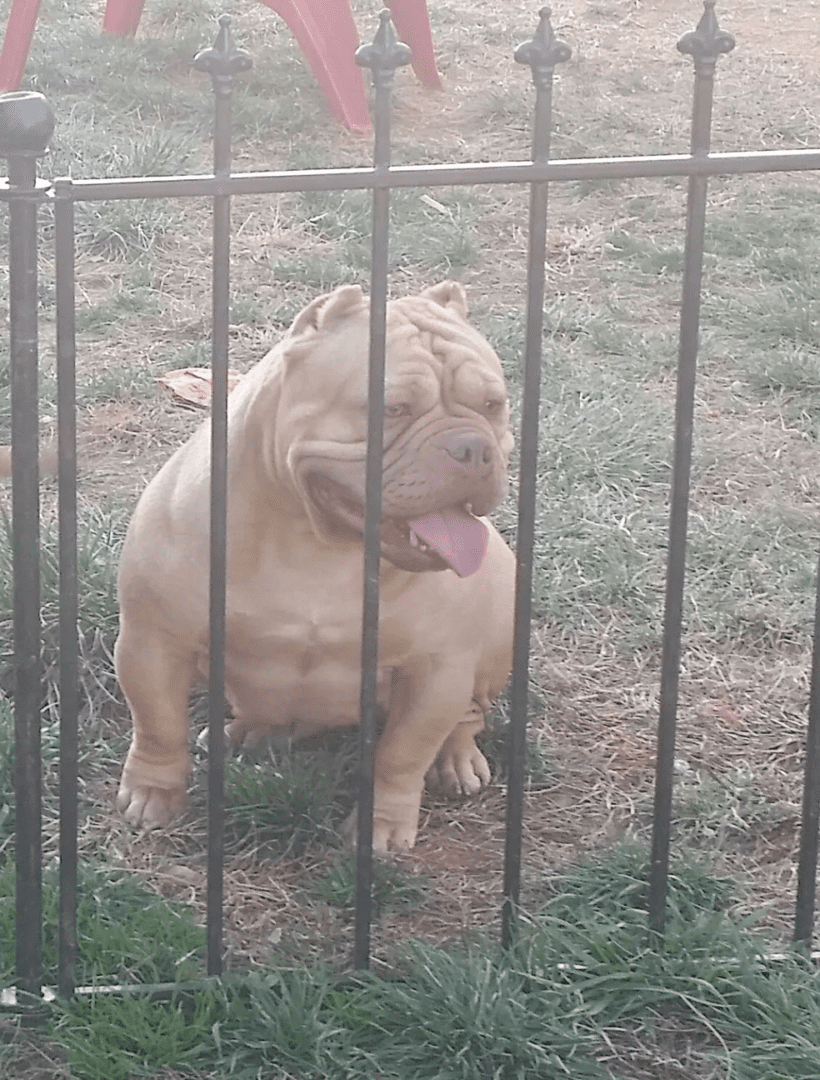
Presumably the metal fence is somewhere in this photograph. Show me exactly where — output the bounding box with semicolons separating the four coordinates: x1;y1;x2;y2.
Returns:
3;1;820;1003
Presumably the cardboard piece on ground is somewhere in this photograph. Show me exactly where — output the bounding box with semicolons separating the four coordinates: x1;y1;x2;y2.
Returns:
157;367;243;409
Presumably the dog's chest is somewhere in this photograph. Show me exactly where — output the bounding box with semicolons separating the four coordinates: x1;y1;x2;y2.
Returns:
223;600;391;724
227;598;361;661
231;609;355;666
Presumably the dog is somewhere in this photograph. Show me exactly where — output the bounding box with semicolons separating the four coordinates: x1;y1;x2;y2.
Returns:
115;281;515;853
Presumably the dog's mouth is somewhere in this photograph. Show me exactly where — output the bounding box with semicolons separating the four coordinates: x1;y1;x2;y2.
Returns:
309;478;489;577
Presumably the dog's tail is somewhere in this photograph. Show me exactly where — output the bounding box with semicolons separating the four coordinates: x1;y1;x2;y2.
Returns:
0;444;59;479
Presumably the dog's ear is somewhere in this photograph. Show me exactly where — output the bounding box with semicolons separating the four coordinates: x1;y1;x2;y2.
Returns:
420;281;469;320
289;285;366;337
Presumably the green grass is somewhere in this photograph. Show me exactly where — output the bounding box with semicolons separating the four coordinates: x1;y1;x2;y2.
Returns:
28;7;219;129
0;346;58;440
0;502;129;820
33;843;820;1079
51;127;194;259
0;502;127;674
608;186;820;440
670;766;793;848
0;861;204;990
29;0;341;152
315;857;428;917
271;182;481;286
481;686;557;788
74;356;170;407
605;228;688;277
222;743;355;856
75;275;161;332
0;698;12;856
55;991;224;1080
476;261;819;648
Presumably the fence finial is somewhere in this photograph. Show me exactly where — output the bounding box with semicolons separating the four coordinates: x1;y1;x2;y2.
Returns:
514;8;572;89
355;9;412;89
194;15;252;97
678;1;735;73
0;91;54;160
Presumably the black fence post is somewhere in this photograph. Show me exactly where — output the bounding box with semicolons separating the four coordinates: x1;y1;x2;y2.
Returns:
0;90;54;1000
793;550;820;949
352;8;411;973
648;0;734;941
194;16;252;980
53;172;79;1000
502;8;570;950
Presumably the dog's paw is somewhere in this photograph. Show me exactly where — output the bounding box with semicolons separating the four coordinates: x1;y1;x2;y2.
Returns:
117;783;186;829
426;732;491;798
117;754;190;829
341;791;420;854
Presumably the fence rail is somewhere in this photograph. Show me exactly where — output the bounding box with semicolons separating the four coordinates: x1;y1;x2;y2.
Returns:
1;1;820;1003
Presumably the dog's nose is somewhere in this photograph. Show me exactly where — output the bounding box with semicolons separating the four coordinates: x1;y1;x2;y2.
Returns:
443;432;494;474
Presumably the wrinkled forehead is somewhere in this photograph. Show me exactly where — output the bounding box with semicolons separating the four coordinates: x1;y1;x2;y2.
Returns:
293;299;506;408
383;305;506;403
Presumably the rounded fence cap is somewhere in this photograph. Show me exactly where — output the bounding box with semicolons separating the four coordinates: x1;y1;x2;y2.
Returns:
0;92;55;158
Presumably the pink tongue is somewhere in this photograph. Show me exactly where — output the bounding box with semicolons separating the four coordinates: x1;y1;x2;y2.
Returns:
408;508;489;577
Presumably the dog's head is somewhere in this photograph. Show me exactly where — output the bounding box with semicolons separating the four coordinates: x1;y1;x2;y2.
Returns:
268;282;512;576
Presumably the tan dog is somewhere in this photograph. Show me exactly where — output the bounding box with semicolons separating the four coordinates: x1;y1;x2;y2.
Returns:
115;282;515;853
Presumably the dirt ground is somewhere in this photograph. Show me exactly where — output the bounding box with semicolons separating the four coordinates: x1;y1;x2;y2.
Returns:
24;0;820;979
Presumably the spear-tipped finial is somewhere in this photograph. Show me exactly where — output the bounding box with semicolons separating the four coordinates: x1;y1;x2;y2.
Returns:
356;9;412;89
514;8;572;89
677;0;735;73
194;15;252;96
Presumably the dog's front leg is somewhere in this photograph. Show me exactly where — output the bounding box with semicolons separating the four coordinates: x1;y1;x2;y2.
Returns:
114;624;197;829
348;658;477;853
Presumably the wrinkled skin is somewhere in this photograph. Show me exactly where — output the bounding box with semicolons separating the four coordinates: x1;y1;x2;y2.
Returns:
115;281;515;853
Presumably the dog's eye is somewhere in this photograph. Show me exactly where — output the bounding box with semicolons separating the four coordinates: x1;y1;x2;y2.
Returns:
484;398;506;415
384;402;411;419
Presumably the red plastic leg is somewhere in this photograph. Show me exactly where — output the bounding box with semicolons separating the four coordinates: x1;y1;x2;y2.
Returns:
0;0;42;92
257;0;371;132
103;0;146;36
387;0;441;88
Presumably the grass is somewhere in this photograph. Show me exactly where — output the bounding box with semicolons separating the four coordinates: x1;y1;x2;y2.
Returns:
222;743;355;856
0;346;58;439
54;128;194;261
0;698;12;855
75;271;162;333
485;314;818;647
0;843;810;1079
0;501;127;674
74;354;173;407
258;184;483;314
315;858;428;917
0;504;130;853
669;766;793;848
0;861;205;990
